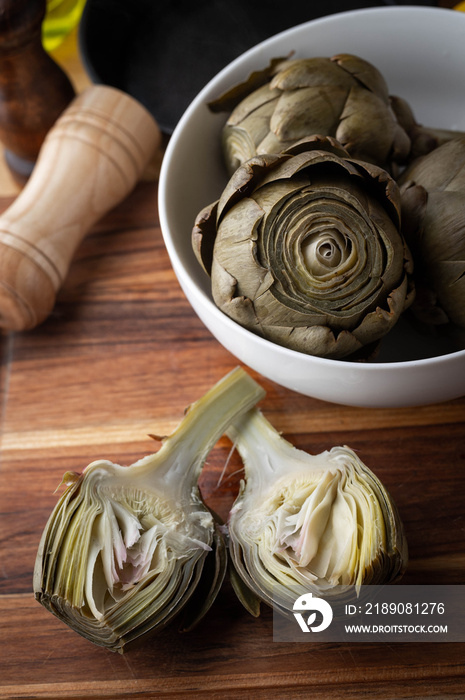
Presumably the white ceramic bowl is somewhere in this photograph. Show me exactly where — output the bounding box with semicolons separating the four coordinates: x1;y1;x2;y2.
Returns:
158;6;465;408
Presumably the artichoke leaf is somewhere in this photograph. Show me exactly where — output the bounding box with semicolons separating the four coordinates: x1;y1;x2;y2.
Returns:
211;258;263;332
192;200;218;275
284;134;352;160
208;56;291;113
399;138;465;328
222;124;258;177
390;95;465;161
270;86;347;142
226;84;280;128
228;556;261;618
331;53;390;102
336;87;410;165
178;520;228;633
223;96;281;175
270;57;353;91
217;153;281;224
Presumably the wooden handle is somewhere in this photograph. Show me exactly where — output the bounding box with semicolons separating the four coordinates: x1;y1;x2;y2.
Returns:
0;85;161;332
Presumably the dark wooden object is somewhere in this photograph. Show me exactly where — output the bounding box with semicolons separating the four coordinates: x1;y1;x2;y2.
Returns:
0;0;75;180
0;178;464;698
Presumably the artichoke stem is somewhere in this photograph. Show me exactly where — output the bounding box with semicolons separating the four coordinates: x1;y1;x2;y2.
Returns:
131;367;266;487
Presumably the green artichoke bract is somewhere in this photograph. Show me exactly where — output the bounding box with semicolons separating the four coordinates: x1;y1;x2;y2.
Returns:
33;367;265;652
193;137;414;360
398;137;465;329
226;408;408;616
211;54;412;173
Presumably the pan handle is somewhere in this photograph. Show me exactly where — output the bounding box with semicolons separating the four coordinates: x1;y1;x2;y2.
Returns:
0;85;161;332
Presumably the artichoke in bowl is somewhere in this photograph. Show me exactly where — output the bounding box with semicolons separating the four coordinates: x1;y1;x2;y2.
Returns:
210;53;438;174
399;137;465;329
193;137;414;360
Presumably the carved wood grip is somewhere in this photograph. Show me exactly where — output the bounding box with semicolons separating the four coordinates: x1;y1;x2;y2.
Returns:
0;85;161;332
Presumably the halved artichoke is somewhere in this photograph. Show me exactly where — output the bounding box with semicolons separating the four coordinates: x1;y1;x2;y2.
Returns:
193;137;414;359
226;408;408;616
33;367;265;652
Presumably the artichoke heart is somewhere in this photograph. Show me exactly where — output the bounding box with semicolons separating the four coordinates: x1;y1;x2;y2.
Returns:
193;136;414;359
33;367;265;652
227;409;407;616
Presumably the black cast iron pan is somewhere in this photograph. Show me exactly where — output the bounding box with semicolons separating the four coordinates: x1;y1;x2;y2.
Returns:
78;0;436;135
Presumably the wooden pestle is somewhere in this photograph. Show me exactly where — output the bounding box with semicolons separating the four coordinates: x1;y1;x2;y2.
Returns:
0;85;161;332
0;0;76;180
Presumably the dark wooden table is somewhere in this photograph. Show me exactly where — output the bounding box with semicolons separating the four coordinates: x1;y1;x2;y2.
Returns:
1;171;465;699
1;8;465;698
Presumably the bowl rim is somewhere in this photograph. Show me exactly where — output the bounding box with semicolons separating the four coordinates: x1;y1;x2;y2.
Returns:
159;5;465;374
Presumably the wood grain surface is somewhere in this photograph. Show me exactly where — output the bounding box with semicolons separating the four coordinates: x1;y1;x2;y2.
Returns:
1;7;465;699
1;176;464;699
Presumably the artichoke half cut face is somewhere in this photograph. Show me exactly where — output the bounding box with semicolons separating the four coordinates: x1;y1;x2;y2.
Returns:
227;409;408;616
33;367;265;652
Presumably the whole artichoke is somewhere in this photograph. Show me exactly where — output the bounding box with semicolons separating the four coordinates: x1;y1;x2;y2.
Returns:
399;137;465;329
193;137;414;360
212;54;413;173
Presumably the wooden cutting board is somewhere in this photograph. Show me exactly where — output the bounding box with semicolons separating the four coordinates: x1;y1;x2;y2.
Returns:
0;175;465;699
1;14;465;698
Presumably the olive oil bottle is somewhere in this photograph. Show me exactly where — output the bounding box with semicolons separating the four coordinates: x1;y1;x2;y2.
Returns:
42;0;87;51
